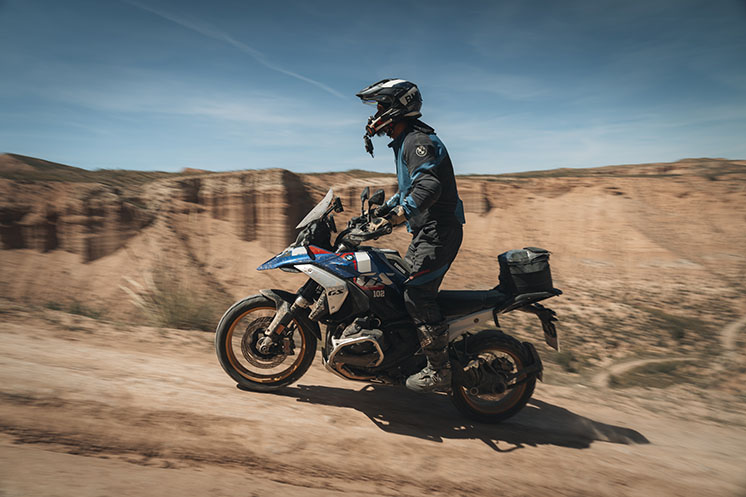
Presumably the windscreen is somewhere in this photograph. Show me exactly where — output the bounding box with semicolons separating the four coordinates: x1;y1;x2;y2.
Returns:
295;188;334;229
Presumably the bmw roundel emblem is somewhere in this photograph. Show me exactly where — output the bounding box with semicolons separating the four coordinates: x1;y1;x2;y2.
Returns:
344;254;355;261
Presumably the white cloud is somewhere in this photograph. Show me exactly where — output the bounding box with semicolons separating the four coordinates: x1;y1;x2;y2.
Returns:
23;61;351;129
119;0;346;100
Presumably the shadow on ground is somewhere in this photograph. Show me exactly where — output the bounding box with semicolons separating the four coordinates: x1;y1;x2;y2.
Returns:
266;383;649;453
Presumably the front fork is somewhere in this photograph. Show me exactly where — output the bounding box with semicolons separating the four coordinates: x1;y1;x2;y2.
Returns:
256;281;317;354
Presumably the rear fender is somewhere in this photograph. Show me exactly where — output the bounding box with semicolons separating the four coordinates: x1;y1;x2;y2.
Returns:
522;341;544;382
518;303;559;351
260;289;322;340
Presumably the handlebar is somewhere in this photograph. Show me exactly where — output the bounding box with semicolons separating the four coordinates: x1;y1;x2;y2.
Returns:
336;215;393;248
352;216;392;237
292;192;394;252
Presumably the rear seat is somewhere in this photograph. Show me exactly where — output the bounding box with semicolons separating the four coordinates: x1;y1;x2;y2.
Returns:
437;289;509;318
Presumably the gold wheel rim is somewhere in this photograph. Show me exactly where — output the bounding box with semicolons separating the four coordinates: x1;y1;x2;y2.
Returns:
225;306;306;383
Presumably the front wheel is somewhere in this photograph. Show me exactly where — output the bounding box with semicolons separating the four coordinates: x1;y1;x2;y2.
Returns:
215;295;317;392
450;331;537;423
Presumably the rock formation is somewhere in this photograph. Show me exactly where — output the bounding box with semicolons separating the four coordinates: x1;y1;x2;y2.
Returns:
1;155;745;370
0;181;154;262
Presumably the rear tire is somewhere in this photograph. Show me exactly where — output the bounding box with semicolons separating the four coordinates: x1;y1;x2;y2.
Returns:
215;295;317;392
450;331;537;423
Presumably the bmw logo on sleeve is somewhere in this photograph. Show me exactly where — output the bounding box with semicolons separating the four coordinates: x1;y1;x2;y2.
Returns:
415;145;427;157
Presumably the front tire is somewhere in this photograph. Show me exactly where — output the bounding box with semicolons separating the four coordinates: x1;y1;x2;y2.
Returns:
450;331;537;423
215;295;317;392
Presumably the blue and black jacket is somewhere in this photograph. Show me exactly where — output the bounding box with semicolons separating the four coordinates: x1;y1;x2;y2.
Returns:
385;120;465;233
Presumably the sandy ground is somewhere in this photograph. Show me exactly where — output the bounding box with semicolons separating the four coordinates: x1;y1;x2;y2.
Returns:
1;304;745;497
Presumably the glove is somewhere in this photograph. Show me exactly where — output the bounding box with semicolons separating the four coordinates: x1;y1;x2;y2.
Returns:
373;204;392;218
387;205;406;226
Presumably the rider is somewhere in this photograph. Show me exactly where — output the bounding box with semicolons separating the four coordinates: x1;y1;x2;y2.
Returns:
356;79;465;393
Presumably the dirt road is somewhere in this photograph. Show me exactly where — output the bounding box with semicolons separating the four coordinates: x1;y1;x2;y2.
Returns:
591;313;746;387
1;305;745;497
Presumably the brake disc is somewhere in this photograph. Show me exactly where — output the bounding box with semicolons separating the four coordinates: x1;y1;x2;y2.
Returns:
241;317;287;369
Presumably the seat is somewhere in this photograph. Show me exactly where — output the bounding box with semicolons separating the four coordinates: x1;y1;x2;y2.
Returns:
437;289;508;318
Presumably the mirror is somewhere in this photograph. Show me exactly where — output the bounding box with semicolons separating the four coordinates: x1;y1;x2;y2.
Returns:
328;213;337;233
369;189;385;207
360;186;370;214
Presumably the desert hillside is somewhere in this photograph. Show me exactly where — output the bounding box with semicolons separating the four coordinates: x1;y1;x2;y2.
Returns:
2;154;746;496
1;155;745;382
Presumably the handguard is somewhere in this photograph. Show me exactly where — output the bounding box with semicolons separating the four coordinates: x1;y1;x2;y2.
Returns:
367;217;393;237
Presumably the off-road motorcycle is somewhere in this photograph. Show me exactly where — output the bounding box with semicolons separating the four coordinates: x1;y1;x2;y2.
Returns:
215;187;562;422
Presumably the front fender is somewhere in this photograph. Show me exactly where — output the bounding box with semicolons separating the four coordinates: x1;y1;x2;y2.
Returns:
260;288;322;341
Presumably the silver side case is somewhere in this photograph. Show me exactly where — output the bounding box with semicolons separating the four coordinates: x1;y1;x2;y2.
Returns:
295;264;348;313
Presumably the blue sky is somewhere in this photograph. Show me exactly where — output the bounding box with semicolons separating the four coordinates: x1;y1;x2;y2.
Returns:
1;0;745;174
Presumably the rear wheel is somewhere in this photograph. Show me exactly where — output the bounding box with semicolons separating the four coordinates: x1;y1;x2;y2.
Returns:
450;331;537;423
215;295;317;392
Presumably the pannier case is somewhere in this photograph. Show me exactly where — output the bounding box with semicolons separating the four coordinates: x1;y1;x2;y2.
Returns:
498;247;553;295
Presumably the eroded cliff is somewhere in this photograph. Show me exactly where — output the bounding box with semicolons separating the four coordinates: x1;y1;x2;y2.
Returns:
0;181;154;262
1;157;745;384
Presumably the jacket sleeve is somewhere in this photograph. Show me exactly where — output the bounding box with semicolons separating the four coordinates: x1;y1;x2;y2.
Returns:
384;192;400;210
400;135;442;219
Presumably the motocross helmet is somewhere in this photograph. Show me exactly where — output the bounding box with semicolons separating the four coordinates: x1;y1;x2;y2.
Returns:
356;78;422;157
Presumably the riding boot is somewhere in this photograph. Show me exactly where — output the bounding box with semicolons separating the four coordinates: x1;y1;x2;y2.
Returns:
406;323;452;393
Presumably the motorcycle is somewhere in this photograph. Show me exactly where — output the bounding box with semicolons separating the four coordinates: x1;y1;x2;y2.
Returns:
215;187;562;423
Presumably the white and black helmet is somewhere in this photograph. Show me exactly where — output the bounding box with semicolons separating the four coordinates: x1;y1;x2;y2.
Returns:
356;78;423;137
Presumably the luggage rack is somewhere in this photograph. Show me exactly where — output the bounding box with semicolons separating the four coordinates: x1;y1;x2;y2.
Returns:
494;288;563;315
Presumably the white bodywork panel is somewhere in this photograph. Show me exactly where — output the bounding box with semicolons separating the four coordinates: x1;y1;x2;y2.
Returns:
447;309;497;341
296;264;348;313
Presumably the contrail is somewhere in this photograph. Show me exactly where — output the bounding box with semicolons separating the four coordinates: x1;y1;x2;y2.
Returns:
120;0;346;99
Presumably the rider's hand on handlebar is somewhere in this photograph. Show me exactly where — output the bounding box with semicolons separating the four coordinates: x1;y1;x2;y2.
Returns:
386;205;407;226
373;204;392;218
